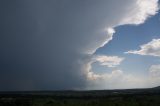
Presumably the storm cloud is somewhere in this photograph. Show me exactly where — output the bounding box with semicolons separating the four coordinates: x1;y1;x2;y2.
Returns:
0;0;159;90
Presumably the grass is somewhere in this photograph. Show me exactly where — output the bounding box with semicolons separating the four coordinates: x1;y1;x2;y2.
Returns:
0;88;160;106
0;94;160;106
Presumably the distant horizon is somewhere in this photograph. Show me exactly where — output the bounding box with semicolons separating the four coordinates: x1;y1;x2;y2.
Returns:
0;85;159;92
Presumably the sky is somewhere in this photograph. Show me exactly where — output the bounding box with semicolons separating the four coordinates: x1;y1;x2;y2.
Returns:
0;0;160;91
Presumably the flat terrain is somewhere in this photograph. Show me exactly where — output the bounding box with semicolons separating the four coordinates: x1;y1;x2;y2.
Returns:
0;87;160;106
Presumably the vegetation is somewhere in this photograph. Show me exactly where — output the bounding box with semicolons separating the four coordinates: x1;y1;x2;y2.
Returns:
0;88;160;106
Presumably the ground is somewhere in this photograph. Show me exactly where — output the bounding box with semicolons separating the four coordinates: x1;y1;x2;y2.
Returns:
0;88;160;106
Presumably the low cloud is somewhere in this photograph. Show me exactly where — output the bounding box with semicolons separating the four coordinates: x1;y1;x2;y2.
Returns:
87;70;147;89
86;55;147;89
93;55;124;68
125;39;160;57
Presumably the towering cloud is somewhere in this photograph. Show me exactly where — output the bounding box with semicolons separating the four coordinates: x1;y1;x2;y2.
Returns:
0;0;159;90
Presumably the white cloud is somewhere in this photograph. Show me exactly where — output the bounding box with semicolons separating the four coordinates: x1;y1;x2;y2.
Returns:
86;54;124;81
86;55;124;81
107;27;116;35
125;39;160;57
93;55;124;67
119;0;159;25
98;28;115;48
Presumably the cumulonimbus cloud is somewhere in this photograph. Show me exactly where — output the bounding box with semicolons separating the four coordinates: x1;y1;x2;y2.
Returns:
0;0;159;90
